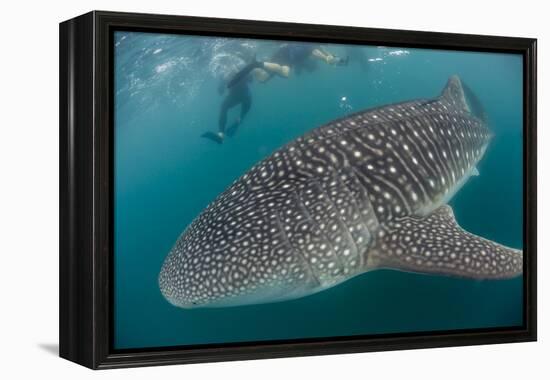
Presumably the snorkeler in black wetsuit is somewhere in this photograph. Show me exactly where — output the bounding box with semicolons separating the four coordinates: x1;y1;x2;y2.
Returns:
227;43;349;88
201;66;253;144
202;43;348;144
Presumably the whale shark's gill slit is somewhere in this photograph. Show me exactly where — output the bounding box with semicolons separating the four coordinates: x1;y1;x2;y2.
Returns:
330;169;374;250
335;169;374;266
344;164;383;230
344;166;380;230
278;182;350;285
294;187;346;272
336;168;373;232
300;177;363;274
274;210;321;287
321;173;368;266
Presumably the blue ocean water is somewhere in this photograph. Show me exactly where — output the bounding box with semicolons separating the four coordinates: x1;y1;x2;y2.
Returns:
113;31;523;349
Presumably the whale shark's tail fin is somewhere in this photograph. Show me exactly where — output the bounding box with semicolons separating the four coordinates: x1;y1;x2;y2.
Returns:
367;205;522;279
227;55;263;89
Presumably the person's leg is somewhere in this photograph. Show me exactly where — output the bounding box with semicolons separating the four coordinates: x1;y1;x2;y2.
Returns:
312;48;335;64
218;95;234;135
258;62;290;78
312;48;348;66
240;93;252;121
227;93;251;137
201;95;233;144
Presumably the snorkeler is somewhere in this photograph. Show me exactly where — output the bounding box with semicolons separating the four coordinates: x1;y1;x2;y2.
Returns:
203;43;348;144
201;65;253;144
228;42;348;88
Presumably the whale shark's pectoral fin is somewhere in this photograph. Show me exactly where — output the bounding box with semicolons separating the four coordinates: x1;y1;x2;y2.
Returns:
367;205;522;279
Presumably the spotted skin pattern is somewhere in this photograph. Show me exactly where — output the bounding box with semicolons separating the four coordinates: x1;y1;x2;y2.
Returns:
159;76;523;308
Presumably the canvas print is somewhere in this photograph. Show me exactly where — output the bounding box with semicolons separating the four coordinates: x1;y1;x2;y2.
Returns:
114;31;523;350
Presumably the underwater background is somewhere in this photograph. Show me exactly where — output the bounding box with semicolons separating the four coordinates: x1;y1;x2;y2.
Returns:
113;31;523;350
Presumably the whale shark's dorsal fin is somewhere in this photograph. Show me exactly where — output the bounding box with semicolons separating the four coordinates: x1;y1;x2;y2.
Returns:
367;205;522;279
440;75;470;113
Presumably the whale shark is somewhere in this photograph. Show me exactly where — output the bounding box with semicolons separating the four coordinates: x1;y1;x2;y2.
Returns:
159;75;522;308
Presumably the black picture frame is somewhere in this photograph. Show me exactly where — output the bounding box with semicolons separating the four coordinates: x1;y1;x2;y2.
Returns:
59;10;537;369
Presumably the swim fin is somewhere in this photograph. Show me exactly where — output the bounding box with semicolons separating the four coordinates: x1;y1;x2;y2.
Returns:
227;57;263;89
201;131;224;144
